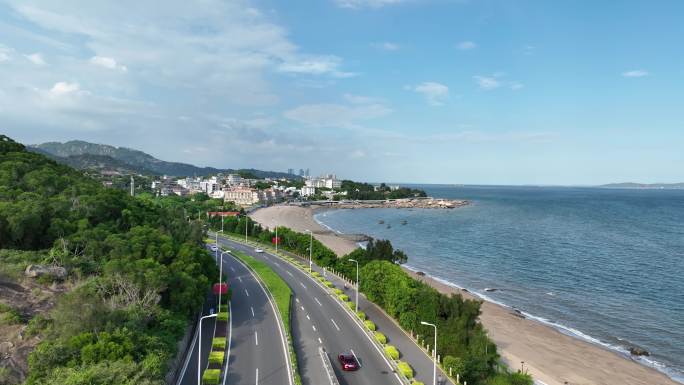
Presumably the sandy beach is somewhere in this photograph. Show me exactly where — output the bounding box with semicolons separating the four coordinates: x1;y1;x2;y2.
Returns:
250;205;678;385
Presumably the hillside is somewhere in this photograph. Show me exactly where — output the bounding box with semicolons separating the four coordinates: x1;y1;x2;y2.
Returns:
0;135;218;384
30;140;296;179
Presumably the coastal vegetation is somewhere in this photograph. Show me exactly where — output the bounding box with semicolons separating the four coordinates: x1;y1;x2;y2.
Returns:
341;180;427;200
0;136;218;384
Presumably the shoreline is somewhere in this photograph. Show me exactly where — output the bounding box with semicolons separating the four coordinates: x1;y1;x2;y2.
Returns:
250;205;681;385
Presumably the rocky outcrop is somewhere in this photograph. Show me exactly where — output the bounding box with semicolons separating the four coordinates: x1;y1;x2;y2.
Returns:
629;346;650;356
332;198;469;210
24;265;67;280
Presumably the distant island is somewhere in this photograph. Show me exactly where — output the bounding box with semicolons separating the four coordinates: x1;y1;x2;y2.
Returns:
599;182;684;189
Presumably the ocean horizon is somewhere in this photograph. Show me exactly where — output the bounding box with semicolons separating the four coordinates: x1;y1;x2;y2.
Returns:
314;185;684;383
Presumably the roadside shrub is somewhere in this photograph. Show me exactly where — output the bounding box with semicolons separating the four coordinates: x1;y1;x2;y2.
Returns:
317;276;326;282
212;338;226;350
333;288;343;295
346;301;355;310
202;369;221;384
356;311;366;320
324;281;334;287
364;320;376;331
208;351;224;364
217;312;229;322
384;345;400;360
374;331;387;344
397;361;413;379
412;381;425;385
338;294;349;302
312;272;320;277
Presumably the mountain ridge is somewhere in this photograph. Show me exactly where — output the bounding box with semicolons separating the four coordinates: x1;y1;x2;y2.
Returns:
29;140;296;179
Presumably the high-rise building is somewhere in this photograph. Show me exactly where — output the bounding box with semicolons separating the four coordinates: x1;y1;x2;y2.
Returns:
299;168;305;176
288;168;294;175
305;168;310;177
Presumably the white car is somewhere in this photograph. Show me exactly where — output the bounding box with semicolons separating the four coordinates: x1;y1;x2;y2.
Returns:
254;248;264;253
210;245;218;251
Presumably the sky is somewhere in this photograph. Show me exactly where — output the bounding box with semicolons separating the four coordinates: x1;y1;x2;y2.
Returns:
1;0;683;185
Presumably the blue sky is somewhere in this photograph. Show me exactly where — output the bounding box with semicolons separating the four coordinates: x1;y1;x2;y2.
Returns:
1;0;683;185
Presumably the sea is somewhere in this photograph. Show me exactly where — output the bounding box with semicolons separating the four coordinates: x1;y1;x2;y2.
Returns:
313;185;684;383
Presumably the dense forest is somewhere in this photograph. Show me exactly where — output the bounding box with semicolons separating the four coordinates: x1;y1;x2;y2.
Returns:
0;135;218;384
208;217;532;385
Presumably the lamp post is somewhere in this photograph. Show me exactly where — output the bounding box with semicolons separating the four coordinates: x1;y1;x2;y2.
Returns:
421;321;437;385
275;224;278;254
198;313;218;385
219;250;230;312
221;215;224;233
245;217;248;243
305;229;313;273
348;258;359;313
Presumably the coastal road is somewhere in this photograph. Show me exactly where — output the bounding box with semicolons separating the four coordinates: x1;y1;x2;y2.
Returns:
215;234;405;385
176;245;291;385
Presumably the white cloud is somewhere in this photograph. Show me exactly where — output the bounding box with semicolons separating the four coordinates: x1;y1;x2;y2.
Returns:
473;75;500;90
474;74;523;91
49;81;81;97
343;93;383;104
373;42;400;51
0;46;11;62
25;52;46;65
406;82;449;106
335;0;406;9
90;55;127;72
622;70;649;78
277;55;356;78
284;101;391;127
456;41;477;50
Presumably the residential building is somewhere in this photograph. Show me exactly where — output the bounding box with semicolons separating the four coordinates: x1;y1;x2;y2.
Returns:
300;185;316;197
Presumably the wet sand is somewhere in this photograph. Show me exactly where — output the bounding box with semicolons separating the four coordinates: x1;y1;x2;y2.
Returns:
250;205;679;385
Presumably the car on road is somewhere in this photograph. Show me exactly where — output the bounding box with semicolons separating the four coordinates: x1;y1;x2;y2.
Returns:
338;353;359;371
210;245;218;251
254;248;264;253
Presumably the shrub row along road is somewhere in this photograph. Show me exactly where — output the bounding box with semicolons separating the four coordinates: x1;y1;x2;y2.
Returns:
177;245;290;385
216;235;404;385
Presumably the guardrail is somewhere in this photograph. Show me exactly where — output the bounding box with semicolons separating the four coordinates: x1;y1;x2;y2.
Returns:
318;347;341;385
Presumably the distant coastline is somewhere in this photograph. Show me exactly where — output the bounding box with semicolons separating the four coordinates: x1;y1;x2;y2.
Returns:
599;182;684;189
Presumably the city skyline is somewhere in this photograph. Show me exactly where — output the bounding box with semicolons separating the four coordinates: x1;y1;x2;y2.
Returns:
1;0;683;185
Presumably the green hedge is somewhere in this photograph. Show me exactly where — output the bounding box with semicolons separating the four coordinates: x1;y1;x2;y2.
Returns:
203;369;221;384
338;294;349;301
324;281;334;287
356;311;366;320
212;337;226;350
384;345;400;360
412;381;425;385
397;361;413;379
312;271;320;277
333;288;343;295
217;311;229;322
364;320;376;331
346;301;355;310
209;351;224;364
374;331;387;344
317;276;326;282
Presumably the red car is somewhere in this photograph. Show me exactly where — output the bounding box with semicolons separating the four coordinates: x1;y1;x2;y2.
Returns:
338;353;359;371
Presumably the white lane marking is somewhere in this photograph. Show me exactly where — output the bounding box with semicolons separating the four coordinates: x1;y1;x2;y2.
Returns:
230;267;235;272
350;349;361;368
330;319;340;331
299;282;306;289
238;276;242;283
175;314;200;385
251;307;255;317
318;337;322;344
300;306;305;311
312;325;316;331
295;298;300;303
256;367;259;385
286;271;293;277
244;289;250;297
314;297;322;306
255;331;259;346
274;262;280;267
306;314;310;320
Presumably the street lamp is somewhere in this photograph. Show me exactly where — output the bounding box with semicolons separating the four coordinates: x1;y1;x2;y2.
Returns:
245;217;249;243
421;321;437;385
219;250;230;312
348;259;359;313
198;313;218;385
275;224;278;254
305;229;313;273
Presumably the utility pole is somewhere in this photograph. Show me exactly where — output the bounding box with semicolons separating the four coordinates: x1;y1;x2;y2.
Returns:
130;175;135;197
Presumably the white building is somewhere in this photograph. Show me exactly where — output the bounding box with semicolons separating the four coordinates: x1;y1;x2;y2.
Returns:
300;185;316;197
223;187;283;206
226;174;243;186
305;174;341;189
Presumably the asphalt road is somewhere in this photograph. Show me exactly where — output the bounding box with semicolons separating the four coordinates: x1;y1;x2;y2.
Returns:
176;246;291;385
217;236;404;385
